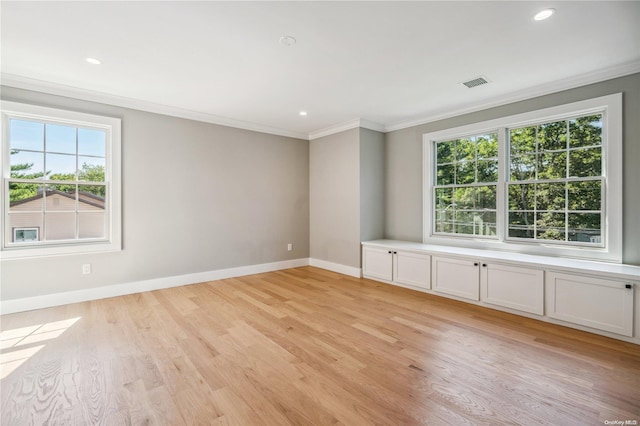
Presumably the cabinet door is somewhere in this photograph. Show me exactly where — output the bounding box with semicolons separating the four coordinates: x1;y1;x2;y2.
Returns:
481;263;544;315
432;256;479;300
546;272;633;337
362;247;393;281
394;251;431;289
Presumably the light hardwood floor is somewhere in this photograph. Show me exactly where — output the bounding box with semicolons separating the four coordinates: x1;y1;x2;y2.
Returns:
1;266;639;425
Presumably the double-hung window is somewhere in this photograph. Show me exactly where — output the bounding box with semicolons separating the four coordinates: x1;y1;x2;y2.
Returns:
424;94;622;262
1;101;121;258
508;115;604;244
434;133;499;237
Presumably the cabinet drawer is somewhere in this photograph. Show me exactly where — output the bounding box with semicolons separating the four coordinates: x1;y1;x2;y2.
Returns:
546;272;633;336
481;263;544;315
432;256;479;301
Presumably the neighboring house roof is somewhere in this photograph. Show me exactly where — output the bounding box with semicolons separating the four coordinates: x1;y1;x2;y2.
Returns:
10;189;105;209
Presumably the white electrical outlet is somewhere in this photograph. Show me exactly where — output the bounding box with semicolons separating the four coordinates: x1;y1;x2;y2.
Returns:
82;264;91;275
287;243;293;251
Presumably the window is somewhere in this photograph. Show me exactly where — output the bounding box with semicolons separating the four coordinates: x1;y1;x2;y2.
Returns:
1;101;121;258
424;94;622;262
434;133;498;237
13;227;38;242
508;115;603;245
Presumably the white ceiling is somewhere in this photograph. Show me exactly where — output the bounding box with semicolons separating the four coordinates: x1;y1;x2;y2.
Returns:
2;1;639;140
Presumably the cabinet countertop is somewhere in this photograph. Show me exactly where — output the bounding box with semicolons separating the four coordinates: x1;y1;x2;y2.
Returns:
362;239;640;280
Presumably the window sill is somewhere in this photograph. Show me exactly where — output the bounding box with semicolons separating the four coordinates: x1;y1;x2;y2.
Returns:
422;234;619;263
0;240;121;260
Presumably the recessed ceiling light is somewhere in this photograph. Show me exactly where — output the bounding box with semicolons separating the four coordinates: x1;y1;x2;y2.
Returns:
85;57;102;65
533;8;555;21
299;111;308;116
279;36;297;47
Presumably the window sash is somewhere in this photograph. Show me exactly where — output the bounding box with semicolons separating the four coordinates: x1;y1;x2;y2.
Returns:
6;178;109;246
505;178;605;247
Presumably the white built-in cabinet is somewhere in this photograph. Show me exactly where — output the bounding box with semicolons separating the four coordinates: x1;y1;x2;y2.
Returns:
431;256;544;314
395;251;431;289
481;262;544;315
362;246;430;290
546;272;633;337
362;246;394;282
431;256;480;300
362;240;639;344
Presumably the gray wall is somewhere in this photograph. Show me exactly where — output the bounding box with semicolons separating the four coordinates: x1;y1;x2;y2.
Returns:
359;128;385;242
2;73;637;303
309;128;360;268
309;127;385;269
384;72;640;265
1;86;310;300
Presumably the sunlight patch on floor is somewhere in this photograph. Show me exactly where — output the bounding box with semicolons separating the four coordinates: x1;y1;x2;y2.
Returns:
0;317;81;379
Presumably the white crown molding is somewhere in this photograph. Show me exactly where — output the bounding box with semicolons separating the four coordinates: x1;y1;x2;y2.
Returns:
359;119;386;133
0;73;309;140
4;60;637;141
308;118;385;140
308;119;362;140
384;60;640;133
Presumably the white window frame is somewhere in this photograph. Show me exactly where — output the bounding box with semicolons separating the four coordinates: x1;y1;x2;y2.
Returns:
423;93;622;263
1;101;122;259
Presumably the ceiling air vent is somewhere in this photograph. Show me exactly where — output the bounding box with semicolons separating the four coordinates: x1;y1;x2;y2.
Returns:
462;76;489;88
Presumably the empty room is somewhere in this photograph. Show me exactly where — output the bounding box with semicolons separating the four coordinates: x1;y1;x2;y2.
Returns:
1;1;639;425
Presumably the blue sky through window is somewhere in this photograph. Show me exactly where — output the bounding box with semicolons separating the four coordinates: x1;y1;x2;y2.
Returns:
9;119;105;178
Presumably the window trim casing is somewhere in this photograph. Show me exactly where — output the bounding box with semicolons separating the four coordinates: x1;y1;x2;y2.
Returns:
1;101;122;259
423;93;622;263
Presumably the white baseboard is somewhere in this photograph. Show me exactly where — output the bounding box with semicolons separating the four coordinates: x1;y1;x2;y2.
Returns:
1;258;309;315
309;258;362;278
1;257;364;314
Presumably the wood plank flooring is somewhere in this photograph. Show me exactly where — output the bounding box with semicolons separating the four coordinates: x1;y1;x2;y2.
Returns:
1;266;639;425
